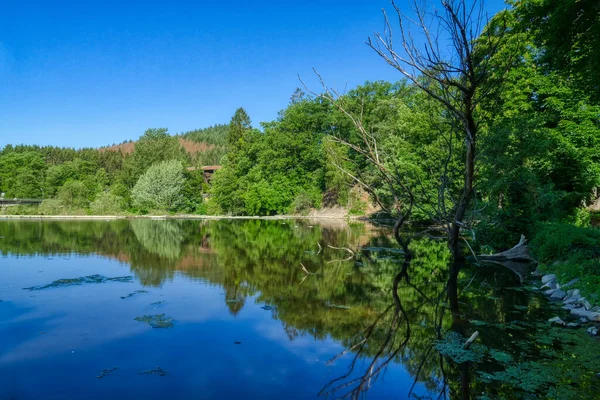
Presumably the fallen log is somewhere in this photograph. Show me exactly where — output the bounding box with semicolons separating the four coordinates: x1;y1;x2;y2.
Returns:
476;235;537;283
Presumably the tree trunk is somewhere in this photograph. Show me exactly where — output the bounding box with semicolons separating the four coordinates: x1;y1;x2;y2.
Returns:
449;110;476;263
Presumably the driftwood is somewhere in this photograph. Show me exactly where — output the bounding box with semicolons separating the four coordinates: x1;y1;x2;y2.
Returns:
476;235;537;283
463;331;479;350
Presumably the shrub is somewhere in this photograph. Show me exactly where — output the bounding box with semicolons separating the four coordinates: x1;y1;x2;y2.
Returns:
291;192;315;215
131;160;184;212
90;192;125;215
530;222;600;262
57;180;90;209
348;186;367;215
38;199;64;215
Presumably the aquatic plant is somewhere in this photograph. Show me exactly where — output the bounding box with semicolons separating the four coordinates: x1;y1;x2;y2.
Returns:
120;290;148;299
134;314;174;328
138;366;168;376
23;274;133;290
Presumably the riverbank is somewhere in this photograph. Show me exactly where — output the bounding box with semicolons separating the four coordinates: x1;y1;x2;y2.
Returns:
531;222;600;329
0;214;363;221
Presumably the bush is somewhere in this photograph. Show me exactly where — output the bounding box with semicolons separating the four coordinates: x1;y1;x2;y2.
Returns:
291;192;315;215
131;160;184;212
38;199;64;215
348;186;367;215
530;222;600;262
57;180;90;209
90;192;125;215
0;204;39;215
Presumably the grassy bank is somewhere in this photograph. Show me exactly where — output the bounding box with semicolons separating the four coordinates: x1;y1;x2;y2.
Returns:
531;222;600;302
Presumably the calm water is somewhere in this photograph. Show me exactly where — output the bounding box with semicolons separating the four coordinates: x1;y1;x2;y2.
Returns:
0;219;596;399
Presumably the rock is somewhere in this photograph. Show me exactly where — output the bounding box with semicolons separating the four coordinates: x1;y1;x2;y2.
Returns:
563;304;575;310
587;327;599;337
561;278;579;288
571;308;600;322
548;316;566;326
566;322;580;329
572;289;581;297
541;281;557;290
541;274;557;284
592;306;600;313
580;317;589;323
545;289;557;296
550;289;567;300
583;300;592;310
564;295;582;305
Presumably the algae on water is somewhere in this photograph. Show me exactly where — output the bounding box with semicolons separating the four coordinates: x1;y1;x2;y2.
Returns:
23;274;133;290
134;313;174;328
97;367;118;379
138;366;168;376
120;290;149;299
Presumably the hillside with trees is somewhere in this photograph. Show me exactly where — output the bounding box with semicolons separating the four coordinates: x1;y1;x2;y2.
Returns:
1;0;598;274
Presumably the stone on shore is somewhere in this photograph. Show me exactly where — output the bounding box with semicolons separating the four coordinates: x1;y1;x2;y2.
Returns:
571;308;600;322
564;295;582;305
541;274;557;284
550;289;567;300
541;281;557;290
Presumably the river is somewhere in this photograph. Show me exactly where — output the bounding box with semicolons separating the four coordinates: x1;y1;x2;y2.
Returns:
0;219;597;399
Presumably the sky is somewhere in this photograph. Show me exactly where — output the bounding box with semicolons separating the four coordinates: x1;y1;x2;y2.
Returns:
0;0;508;149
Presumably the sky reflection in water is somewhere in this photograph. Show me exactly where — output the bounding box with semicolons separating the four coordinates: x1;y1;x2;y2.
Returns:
0;219;431;400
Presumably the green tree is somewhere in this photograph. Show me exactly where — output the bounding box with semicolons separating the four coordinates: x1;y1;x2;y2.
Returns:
227;107;252;150
0;151;46;198
131;159;185;211
90;192;125;215
122;128;184;188
57;180;90;210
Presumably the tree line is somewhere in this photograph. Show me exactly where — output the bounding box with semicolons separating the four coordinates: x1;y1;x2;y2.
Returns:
1;0;598;250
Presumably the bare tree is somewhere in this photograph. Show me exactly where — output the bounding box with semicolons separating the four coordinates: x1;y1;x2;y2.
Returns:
367;0;509;266
300;73;417;255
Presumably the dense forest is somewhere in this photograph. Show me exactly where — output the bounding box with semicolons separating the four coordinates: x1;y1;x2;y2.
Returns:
1;1;599;257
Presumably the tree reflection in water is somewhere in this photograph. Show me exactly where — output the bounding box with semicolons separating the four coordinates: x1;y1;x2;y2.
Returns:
1;219;595;399
319;247;462;400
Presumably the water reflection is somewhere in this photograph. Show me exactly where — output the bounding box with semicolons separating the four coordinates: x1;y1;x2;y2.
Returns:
0;219;595;399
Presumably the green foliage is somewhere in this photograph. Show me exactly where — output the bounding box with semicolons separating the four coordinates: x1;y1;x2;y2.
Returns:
57;180;90;210
531;223;600;262
212;99;327;215
181;124;229;146
0;151;46;198
131;160;185;212
290;192;316;215
227;107;252;150
347;186;367;216
89;192;125;215
475;2;600;248
38;199;64;215
435;331;486;364
123;128;185;188
532;222;600;301
178;169;205;213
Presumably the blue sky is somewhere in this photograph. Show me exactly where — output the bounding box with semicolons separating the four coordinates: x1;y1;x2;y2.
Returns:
0;0;507;149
